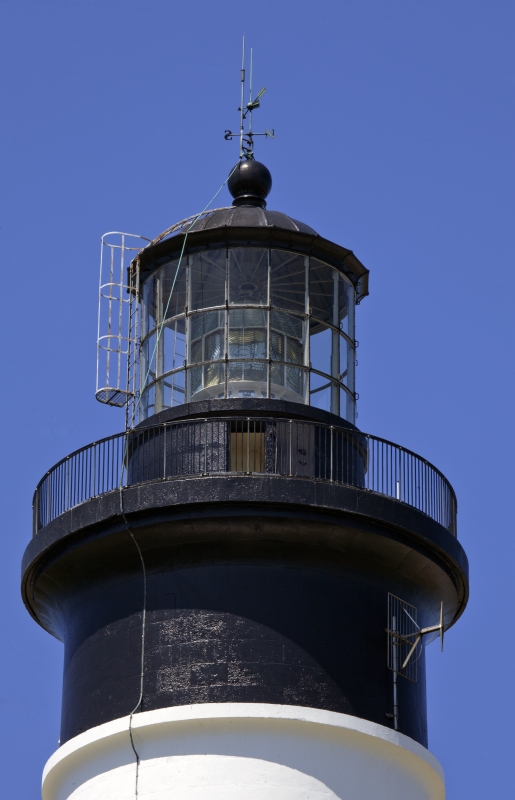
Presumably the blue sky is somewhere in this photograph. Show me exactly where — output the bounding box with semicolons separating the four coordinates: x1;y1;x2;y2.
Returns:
1;2;513;797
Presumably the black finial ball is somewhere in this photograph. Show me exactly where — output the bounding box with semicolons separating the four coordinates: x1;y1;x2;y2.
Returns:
228;160;272;208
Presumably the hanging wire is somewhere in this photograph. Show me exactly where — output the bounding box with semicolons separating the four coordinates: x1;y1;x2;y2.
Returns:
119;488;147;798
118;163;239;798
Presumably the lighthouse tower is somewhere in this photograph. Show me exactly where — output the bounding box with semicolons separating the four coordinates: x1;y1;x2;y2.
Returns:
23;68;468;800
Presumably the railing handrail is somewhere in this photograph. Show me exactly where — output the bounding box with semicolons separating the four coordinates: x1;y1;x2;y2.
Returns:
32;431;127;498
32;416;457;536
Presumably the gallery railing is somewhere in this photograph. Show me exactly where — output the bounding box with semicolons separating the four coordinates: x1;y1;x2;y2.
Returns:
32;417;457;536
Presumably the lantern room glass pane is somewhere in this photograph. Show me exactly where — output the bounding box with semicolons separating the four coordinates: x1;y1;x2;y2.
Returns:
187;310;225;402
142;275;157;338
141;383;155;418
309;372;332;413
310;324;332;375
189;311;225;364
189;364;202;397
229;309;267;355
228;363;268;398
270;251;307;313
229;248;268;305
188;363;226;401
339;335;355;391
229;329;267;360
339;275;354;339
270;363;307;403
270;312;305;365
161;258;187;321
141;332;157;386
161;318;186;375
228;307;268;398
341;386;356;422
286;366;306;400
310;259;338;325
228;361;267;385
204;361;225;390
165;369;186;408
190;250;226;310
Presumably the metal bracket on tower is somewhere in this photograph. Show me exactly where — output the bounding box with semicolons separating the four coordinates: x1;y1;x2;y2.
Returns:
386;594;445;731
387;595;445;679
400;601;445;670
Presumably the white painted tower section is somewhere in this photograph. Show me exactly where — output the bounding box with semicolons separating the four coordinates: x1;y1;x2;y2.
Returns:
42;704;445;800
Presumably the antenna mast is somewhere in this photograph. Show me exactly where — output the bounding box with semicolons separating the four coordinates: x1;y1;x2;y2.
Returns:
239;36;245;159
249;48;253;143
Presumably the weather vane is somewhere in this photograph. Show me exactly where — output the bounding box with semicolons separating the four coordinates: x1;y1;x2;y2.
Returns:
224;37;274;160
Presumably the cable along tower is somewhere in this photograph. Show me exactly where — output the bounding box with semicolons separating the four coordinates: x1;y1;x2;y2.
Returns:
23;49;468;800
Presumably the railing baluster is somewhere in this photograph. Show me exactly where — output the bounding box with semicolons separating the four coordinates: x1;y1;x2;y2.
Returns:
330;426;334;482
289;420;292;476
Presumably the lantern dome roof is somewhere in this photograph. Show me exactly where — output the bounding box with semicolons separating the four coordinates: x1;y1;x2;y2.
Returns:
139;159;369;301
186;204;317;235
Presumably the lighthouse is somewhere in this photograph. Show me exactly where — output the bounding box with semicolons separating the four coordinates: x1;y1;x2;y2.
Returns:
22;61;468;800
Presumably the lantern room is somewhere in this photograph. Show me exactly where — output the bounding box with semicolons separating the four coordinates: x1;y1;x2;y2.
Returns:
137;159;369;424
